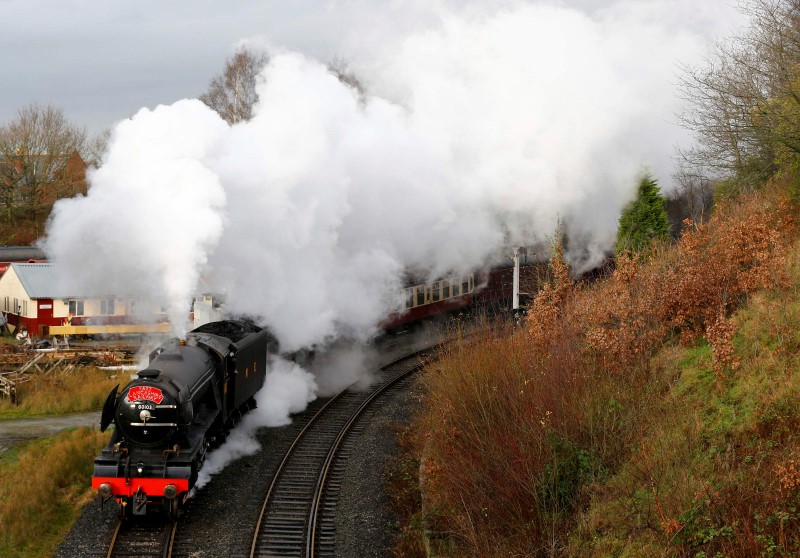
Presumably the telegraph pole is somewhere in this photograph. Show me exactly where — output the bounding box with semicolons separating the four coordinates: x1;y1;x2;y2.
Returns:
513;247;521;314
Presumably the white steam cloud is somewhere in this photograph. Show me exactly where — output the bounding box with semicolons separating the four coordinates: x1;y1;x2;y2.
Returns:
41;0;735;472
43;2;731;348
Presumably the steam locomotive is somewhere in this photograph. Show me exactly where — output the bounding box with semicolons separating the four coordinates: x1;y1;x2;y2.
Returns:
91;320;277;519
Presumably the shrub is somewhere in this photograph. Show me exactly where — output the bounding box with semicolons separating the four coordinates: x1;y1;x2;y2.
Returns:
412;185;797;557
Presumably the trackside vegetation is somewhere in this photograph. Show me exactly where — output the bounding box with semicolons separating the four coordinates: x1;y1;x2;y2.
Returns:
402;183;800;557
0;428;109;558
0;367;120;419
615;174;670;254
0;367;119;557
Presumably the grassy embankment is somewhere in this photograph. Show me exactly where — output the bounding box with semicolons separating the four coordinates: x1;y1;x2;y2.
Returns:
0;366;120;419
0;367;117;557
0;428;108;558
399;184;800;557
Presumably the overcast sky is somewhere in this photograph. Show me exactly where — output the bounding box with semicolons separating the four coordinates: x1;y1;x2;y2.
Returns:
1;0;744;136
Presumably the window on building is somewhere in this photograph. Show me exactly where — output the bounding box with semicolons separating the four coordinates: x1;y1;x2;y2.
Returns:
69;300;85;316
3;297;8;312
22;300;27;316
100;299;115;316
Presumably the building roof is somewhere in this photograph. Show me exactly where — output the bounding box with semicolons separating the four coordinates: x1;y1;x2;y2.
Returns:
10;263;70;299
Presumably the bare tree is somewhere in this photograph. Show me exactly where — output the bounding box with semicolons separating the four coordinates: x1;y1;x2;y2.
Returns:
678;0;800;191
86;127;111;168
0;104;87;225
666;170;715;236
328;56;366;97
200;48;269;124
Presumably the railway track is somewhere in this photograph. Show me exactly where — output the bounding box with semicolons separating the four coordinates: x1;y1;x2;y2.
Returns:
94;344;435;558
103;519;177;558
249;351;427;558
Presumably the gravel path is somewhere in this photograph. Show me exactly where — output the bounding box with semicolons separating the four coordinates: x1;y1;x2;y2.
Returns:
0;411;100;457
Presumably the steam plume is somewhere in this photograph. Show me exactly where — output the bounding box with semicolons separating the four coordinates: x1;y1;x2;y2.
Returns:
41;0;738;479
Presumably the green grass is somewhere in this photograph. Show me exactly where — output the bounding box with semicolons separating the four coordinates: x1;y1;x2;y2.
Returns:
408;188;800;557
0;428;109;558
563;272;800;557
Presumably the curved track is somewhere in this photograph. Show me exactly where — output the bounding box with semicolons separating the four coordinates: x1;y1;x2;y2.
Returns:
249;351;427;558
90;341;441;558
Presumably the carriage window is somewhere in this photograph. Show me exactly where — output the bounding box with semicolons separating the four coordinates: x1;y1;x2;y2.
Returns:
469;276;474;291
405;288;414;309
462;278;470;293
432;281;440;302
417;287;425;306
442;280;450;299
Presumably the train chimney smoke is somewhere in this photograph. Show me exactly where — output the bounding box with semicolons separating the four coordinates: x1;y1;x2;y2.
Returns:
40;0;740;483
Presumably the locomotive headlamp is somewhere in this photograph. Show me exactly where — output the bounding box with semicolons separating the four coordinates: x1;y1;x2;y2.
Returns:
98;483;112;498
164;484;178;499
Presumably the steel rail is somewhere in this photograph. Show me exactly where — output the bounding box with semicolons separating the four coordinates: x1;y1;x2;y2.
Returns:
305;362;423;557
105;520;121;558
103;517;176;558
248;389;349;558
249;350;429;558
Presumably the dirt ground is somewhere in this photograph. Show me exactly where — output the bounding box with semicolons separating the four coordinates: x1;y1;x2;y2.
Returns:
0;411;100;457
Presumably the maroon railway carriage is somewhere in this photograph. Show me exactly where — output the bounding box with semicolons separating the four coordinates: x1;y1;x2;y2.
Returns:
381;263;522;330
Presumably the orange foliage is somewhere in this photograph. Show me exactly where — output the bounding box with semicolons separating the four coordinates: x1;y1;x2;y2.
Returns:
415;187;796;557
540;189;791;373
776;458;800;495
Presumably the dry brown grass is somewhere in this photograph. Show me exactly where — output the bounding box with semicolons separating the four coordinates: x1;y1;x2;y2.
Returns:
0;366;121;419
410;185;798;557
0;428;109;558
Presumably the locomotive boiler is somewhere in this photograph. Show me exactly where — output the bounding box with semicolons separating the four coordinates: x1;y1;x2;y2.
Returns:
91;320;277;519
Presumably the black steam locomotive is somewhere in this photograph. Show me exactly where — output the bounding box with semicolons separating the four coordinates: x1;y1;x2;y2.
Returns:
92;320;277;518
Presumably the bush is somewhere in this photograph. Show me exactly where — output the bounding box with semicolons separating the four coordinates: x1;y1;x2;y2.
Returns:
413;185;796;557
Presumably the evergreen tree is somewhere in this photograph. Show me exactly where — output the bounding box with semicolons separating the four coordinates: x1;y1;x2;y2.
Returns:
615;175;670;254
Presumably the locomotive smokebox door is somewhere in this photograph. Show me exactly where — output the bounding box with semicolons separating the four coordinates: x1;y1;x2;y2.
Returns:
99;384;119;432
